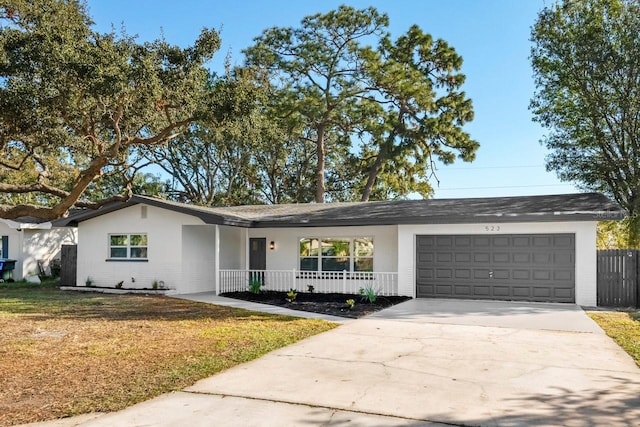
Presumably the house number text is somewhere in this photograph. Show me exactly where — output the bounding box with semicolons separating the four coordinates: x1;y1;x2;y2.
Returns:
484;225;501;232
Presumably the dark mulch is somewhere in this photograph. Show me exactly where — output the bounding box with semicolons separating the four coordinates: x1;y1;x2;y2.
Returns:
221;290;411;319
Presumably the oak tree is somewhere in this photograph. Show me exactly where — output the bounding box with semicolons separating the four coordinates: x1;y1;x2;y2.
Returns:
0;0;223;219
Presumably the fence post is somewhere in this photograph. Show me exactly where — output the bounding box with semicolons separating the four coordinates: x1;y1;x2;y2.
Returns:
292;268;296;292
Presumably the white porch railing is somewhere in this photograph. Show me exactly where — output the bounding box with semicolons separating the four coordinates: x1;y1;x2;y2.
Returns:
219;269;399;296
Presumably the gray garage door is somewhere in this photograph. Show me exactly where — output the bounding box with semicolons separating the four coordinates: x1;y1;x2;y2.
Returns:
416;234;575;303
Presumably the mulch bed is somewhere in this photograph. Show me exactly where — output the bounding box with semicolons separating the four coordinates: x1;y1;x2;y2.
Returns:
221;290;411;319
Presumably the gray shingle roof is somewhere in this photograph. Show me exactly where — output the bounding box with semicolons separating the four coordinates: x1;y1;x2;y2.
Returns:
65;193;624;228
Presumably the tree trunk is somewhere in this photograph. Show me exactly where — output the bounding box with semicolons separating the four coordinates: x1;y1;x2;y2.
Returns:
315;125;326;203
361;150;386;202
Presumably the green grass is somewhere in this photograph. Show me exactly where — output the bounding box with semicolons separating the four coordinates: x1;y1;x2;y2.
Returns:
588;310;640;366
0;285;337;426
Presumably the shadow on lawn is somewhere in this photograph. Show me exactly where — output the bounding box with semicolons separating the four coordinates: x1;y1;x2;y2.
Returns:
0;287;302;322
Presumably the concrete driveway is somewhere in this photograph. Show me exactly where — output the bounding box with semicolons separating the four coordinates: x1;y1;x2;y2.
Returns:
37;299;640;427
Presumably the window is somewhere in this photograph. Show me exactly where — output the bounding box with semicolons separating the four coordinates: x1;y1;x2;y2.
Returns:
109;234;148;259
299;237;373;272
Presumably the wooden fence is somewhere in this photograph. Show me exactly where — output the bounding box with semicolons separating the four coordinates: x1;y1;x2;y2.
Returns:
597;250;639;307
59;244;77;287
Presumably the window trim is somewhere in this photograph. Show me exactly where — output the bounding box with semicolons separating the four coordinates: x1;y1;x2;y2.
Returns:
107;233;148;261
299;236;373;273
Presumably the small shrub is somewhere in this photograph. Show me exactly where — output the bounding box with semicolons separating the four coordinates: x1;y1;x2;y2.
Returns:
346;299;355;309
152;280;159;290
307;284;315;293
248;278;262;294
286;288;297;303
85;277;93;286
115;281;123;289
359;285;379;304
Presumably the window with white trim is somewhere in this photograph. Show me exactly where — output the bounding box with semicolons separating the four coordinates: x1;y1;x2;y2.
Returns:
109;234;148;259
299;237;373;272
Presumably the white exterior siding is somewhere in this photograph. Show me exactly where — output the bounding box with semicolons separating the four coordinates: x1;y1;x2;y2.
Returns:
77;204;204;292
21;228;77;278
0;223;76;280
219;225;246;269
248;225;398;272
397;221;598;306
181;225;217;293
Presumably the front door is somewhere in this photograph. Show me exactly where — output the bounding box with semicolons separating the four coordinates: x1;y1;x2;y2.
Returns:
249;238;267;270
249;238;267;284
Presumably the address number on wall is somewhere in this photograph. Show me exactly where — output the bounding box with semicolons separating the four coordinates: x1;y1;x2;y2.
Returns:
484;225;501;232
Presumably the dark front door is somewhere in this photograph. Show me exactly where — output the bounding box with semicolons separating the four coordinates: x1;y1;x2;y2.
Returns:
249;238;267;285
249;238;267;270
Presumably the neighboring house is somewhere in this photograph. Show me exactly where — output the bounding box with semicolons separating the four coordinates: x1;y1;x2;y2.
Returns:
65;193;623;306
0;216;77;280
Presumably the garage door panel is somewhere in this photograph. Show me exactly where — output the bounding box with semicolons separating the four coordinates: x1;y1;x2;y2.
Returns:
437;253;453;263
512;287;531;297
473;286;490;296
416;233;575;303
455;253;471;263
474;253;490;263
493;253;510;263
455;269;471;279
493;286;510;296
493;269;510;280
513;253;530;264
513;270;530;280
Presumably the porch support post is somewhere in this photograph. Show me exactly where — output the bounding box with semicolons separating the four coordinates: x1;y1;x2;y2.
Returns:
292;268;296;291
214;224;220;295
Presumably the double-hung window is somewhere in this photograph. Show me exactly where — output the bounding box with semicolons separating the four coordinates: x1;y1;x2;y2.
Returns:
299;237;373;272
109;234;148;260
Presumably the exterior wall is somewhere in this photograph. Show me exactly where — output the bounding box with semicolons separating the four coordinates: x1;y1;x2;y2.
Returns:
0;224;24;279
21;228;77;278
219;225;246;269
248;225;398;272
77;204;204;292
181;225;216;294
397;221;598;306
0;223;76;280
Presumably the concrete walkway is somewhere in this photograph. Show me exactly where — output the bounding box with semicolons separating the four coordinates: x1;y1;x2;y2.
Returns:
22;299;640;426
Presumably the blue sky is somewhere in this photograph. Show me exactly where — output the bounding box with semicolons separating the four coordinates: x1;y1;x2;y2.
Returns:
86;0;576;199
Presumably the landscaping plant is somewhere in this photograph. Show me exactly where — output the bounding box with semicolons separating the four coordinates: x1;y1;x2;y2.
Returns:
346;299;355;309
248;278;262;294
286;289;298;303
359;285;379;304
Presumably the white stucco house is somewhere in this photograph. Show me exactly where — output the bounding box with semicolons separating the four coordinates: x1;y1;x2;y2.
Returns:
0;216;77;280
64;193;623;306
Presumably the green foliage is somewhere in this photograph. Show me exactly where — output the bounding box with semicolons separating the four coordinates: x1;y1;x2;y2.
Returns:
0;0;224;219
248;278;262;294
345;299;355;310
85;277;93;286
307;285;315;293
530;0;640;245
359;285;379;304
244;5;477;203
115;281;124;289
597;218;640;249
286;288;297;303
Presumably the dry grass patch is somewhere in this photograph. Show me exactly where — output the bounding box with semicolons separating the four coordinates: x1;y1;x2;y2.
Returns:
0;285;337;426
588;310;640;367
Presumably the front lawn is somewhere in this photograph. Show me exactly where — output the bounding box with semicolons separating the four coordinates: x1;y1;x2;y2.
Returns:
0;284;336;426
588;310;640;366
